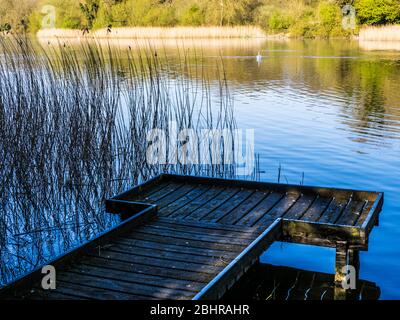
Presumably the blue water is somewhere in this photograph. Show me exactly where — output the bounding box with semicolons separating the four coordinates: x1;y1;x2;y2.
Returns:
210;40;400;299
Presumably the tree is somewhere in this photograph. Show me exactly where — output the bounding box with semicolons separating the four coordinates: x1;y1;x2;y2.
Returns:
80;0;100;29
355;0;400;25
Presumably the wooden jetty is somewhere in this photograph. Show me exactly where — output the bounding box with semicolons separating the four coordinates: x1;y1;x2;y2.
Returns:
0;174;383;300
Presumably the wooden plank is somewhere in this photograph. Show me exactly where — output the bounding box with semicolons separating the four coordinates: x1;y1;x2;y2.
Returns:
192;219;282;300
122;231;246;252
88;249;223;274
105;242;229;267
355;200;374;226
134;225;252;246
318;197;349;224
283;194;316;220
201;189;254;222
336;200;366;226
144;182;183;202
159;216;264;234
168;186;225;219
132;182;171;201
300;196;332;222
360;193;384;235
236;192;284;226
163;174;358;200
255;192;301;226
282;220;365;248
152;184;198;208
27;288;88;300
158;184;210;217
184;187;240;221
67;264;203;292
55;279;158;300
82;256;213;283
56;272;196;299
115;237;237;260
218;191;269;225
145;220;258;240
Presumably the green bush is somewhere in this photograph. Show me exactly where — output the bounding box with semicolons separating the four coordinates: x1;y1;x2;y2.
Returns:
179;4;204;26
355;0;400;25
316;1;342;37
268;10;293;31
143;6;177;26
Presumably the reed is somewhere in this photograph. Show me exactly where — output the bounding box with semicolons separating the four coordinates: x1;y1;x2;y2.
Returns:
37;26;267;39
359;25;400;42
0;36;240;285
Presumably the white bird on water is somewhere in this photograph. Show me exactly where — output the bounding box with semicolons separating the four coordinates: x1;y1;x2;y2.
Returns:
256;51;262;64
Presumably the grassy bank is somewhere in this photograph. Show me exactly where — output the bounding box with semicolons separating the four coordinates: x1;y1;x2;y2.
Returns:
37;26;267;39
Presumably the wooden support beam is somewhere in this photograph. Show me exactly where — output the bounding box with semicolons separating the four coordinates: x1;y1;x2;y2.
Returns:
334;241;360;300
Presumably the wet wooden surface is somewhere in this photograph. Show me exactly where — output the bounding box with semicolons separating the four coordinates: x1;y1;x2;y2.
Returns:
1;174;383;300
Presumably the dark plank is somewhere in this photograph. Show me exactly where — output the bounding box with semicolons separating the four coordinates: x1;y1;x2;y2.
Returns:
236;192;284;226
317;197;349;223
134;225;252;246
168;186;225;219
132;182;171;201
158;184;210;217
51;280;151;300
355;200;374;226
82;256;213;283
122;231;246;252
201;189;254;222
152;184;198;208
185;187;240;221
159;217;264;234
218;191;269;224
106;242;229;267
255;192;301;226
57;272;195;299
146;220;258;240
88;249;223;274
27;289;87;300
115;237;238;259
336;200;367;226
300;196;332;222
67;264;203;292
283;194;316;220
143;182;182;202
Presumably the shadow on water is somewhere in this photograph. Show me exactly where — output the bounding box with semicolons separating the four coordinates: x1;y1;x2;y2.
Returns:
223;263;380;300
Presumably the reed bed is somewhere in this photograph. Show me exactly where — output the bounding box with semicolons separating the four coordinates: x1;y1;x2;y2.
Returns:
0;37;242;286
359;25;400;42
37;26;267;39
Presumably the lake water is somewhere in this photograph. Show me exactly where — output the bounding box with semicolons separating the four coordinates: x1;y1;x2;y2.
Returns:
196;39;400;299
3;37;400;299
134;38;399;299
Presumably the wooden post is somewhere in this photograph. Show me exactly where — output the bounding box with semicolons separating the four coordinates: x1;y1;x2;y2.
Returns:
334;241;348;300
334;241;360;300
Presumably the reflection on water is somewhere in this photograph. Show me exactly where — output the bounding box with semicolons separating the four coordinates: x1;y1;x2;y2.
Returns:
360;40;400;52
223;263;380;300
1;38;400;299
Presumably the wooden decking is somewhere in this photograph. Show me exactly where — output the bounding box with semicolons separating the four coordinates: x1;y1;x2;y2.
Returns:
0;174;383;300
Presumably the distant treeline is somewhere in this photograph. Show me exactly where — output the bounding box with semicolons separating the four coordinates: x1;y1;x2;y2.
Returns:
1;0;400;38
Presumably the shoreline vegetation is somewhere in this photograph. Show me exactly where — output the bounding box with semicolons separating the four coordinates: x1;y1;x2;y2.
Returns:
36;25;400;45
37;26;271;39
2;1;400;40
